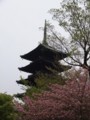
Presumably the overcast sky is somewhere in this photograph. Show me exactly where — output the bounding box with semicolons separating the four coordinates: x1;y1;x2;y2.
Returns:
0;0;60;95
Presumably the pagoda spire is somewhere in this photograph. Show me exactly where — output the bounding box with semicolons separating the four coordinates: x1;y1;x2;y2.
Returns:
43;20;48;45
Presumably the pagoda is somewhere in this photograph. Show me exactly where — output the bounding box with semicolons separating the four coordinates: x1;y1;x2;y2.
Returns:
17;21;71;87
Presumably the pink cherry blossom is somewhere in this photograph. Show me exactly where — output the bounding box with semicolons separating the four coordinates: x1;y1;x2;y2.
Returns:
16;70;90;120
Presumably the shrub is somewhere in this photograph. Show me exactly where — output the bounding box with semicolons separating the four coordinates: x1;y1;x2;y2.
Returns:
0;93;17;120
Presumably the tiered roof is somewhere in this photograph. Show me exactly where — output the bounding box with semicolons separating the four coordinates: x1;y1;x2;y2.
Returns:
20;44;68;62
17;21;71;87
19;58;70;74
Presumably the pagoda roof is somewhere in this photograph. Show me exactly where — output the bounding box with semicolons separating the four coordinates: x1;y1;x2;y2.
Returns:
20;44;68;61
18;59;71;74
16;75;36;86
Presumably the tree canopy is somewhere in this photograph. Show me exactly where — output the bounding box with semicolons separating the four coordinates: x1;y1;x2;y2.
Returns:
47;0;90;75
0;93;17;120
16;69;90;120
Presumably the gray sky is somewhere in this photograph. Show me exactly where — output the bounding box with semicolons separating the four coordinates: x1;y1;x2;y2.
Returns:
0;0;60;94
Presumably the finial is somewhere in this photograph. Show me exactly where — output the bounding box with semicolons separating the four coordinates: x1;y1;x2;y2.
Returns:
43;20;48;45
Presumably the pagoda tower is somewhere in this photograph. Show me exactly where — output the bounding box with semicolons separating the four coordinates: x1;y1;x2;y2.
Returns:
17;21;71;87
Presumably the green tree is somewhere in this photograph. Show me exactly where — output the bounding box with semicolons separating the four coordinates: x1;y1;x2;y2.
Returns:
47;0;90;76
0;93;17;120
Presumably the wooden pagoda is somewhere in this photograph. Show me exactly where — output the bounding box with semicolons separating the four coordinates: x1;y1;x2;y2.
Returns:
17;21;71;86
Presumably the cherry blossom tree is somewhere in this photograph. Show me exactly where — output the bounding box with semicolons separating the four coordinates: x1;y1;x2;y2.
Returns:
16;70;90;120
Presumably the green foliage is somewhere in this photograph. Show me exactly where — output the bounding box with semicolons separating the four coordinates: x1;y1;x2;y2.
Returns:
0;93;17;120
25;73;66;98
36;73;66;87
48;0;90;72
25;87;42;98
